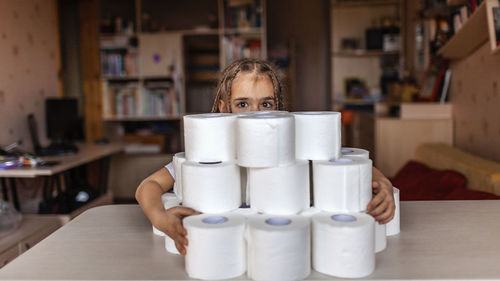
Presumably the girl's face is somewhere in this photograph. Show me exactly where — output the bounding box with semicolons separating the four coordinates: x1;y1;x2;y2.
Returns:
219;73;276;113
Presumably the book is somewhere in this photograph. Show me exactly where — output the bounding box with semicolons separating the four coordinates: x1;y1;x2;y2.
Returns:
440;69;452;104
494;7;500;46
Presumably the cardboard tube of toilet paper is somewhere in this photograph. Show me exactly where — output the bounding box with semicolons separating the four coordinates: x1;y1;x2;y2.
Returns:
184;213;246;280
247;215;311;281
313;156;372;212
312;212;375;278
184;113;236;162
293;111;341;160
172;152;186;201
386;187;400;236
249;160;310;215
182;161;241;213
237;113;295;168
341;147;370;159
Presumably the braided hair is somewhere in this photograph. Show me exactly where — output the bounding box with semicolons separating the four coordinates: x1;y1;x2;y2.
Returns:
211;58;286;113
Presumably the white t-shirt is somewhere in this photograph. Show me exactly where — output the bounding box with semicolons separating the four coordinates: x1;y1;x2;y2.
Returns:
164;162;175;180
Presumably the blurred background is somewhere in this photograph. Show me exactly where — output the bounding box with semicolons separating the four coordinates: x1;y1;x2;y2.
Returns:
1;0;499;200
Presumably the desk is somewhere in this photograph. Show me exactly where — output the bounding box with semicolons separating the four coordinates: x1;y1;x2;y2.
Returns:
0;143;124;178
1;200;500;280
0;143;124;210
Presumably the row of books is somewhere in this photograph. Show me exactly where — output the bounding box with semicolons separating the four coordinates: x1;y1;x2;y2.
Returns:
223;36;262;64
224;0;262;29
100;51;138;77
102;81;180;117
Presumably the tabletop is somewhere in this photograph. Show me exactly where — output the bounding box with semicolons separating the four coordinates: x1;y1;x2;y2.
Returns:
0;143;125;178
1;200;500;280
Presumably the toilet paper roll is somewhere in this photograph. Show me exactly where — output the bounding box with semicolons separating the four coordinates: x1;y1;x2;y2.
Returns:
184;113;237;162
341;147;370;159
182;161;241;213
184;213;246;280
299;207;321;217
173;152;186;201
237;114;295;168
313;157;372;212
375;222;387;253
152;193;180;237
386;187;400;236
312;212;375;278
293;112;341;160
165;235;180;255
247;215;311;281
249;160;309;215
232;207;259;217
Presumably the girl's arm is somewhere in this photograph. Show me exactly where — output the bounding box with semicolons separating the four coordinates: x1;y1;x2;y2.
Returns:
135;168;198;255
367;166;395;224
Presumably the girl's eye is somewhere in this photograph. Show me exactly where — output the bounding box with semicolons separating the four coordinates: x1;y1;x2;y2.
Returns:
262;102;273;108
237;102;248;108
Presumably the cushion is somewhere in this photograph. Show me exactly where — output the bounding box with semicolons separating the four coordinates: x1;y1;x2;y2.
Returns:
391;160;467;201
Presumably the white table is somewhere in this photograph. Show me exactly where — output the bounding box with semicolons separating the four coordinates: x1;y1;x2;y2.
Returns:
0;143;124;210
0;143;125;178
1;200;500;280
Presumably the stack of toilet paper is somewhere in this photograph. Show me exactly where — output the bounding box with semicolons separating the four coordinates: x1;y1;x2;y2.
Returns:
151;111;400;280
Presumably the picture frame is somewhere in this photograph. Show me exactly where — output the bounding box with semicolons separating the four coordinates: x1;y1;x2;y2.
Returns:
418;59;448;102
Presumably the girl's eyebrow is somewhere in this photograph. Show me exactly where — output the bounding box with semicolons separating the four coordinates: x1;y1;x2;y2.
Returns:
261;96;274;100
233;97;249;101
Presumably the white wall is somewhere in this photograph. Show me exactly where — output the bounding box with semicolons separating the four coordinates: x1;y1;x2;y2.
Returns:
0;0;60;152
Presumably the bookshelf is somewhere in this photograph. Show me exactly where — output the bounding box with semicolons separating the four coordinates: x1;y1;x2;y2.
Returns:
95;0;267;153
330;0;404;110
437;0;500;59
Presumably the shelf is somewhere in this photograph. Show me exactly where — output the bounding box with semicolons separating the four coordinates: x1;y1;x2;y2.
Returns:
335;99;377;105
223;27;263;35
438;0;500;59
103;115;183;121
332;50;400;57
101;76;140;81
331;0;400;8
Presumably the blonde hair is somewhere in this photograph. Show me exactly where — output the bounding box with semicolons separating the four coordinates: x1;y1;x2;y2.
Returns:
211;58;286;113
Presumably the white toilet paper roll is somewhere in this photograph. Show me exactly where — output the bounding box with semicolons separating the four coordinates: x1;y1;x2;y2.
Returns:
293;112;341;160
249;160;309;215
299;207;321;217
152;193;180;237
312;212;375;278
182;161;241;213
341;147;370;159
375;222;387;253
184;113;237;162
231;207;259;217
165;235;180;255
247;215;311;281
313;157;372;212
184;213;246;280
386;187;400;236
237;114;295;168
172;152;186;201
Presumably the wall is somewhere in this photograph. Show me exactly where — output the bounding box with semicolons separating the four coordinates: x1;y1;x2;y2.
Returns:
450;42;500;162
267;0;331;111
0;0;60;152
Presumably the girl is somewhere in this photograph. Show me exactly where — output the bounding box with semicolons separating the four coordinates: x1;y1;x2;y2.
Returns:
136;58;395;255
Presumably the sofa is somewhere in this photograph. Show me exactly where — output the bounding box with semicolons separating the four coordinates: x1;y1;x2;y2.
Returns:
391;143;500;201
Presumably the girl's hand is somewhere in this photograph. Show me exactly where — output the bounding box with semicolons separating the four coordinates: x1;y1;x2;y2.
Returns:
155;206;199;255
367;168;395;224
